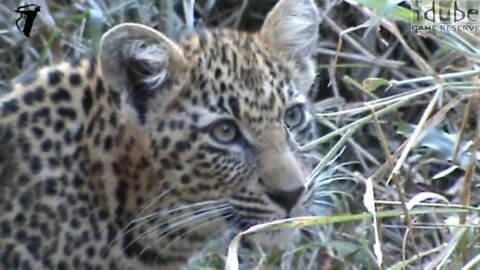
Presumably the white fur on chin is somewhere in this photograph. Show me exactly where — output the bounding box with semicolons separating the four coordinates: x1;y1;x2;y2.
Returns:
246;228;301;250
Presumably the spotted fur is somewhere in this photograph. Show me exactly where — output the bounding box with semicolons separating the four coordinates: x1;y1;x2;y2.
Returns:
0;0;326;269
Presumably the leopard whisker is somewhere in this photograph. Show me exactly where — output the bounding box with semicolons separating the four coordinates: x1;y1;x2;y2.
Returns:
301;151;322;161
312;199;334;207
313;189;353;199
131;199;228;225
314;175;353;186
155;212;235;256
134;203;230;245
307;205;331;216
109;188;174;247
130;188;218;225
308;175;351;190
133;188;173;218
147;205;232;241
122;204;231;253
111;199;228;248
136;206;233;258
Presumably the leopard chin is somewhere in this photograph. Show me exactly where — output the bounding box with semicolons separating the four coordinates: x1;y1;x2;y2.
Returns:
245;229;301;250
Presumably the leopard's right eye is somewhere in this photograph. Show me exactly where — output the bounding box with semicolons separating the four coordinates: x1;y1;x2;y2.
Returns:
210;119;239;144
284;104;305;129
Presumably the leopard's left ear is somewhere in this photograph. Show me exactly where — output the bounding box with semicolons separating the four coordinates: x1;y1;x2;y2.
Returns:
261;0;319;86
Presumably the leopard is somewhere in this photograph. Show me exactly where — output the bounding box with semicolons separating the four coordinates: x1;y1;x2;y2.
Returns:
0;0;328;269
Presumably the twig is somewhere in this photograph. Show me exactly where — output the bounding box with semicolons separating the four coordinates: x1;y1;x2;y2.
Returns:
391;69;480;87
234;0;248;28
369;104;418;262
459;96;480;260
452;99;472;163
301;97;412;151
315;47;404;68
183;0;195;35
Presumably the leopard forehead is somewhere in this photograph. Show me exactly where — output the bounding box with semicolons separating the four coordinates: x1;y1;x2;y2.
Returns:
165;29;306;128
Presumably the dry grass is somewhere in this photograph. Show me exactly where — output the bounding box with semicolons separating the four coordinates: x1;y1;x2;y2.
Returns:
1;0;480;269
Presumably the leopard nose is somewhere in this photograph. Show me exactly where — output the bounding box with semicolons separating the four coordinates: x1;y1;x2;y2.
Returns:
266;186;305;212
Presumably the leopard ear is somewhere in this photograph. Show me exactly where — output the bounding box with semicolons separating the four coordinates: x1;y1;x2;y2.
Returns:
261;0;319;60
100;23;188;123
261;0;319;88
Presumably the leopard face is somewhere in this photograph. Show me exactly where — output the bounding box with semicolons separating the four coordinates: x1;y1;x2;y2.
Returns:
102;0;323;238
144;29;322;231
0;0;325;269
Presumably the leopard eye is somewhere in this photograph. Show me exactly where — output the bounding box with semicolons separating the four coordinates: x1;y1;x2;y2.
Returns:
284;104;305;129
210;119;239;143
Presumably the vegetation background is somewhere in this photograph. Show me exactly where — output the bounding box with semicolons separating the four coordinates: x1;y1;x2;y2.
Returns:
1;0;480;269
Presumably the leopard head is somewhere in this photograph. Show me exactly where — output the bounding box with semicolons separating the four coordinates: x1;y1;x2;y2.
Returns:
99;0;324;256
